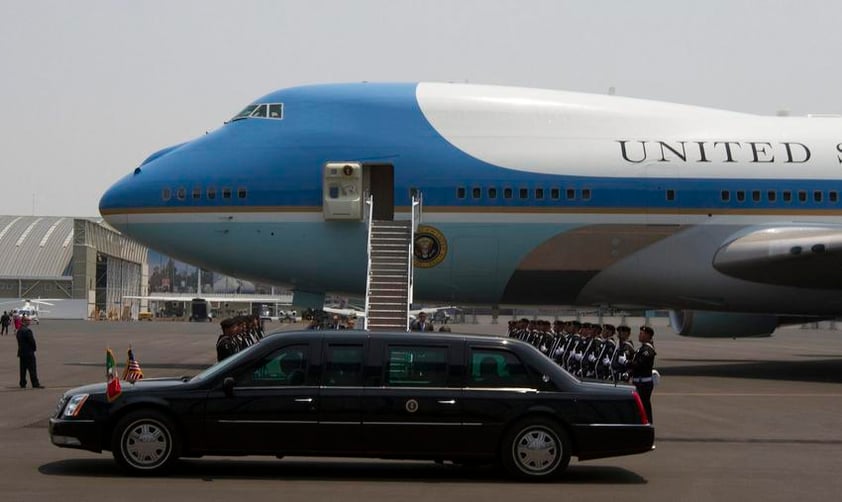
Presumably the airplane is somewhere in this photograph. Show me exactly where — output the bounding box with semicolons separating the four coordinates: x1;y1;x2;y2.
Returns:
99;82;842;338
0;299;60;324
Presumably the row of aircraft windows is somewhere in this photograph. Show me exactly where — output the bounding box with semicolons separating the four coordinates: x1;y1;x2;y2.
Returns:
720;189;839;203
456;186;593;201
454;187;840;204
160;185;839;204
162;186;248;202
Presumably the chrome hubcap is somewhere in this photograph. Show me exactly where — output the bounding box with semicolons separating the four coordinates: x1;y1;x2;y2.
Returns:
514;427;559;473
124;421;170;468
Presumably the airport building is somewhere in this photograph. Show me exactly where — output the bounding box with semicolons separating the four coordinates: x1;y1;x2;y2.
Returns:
1;215;295;321
0;216;148;320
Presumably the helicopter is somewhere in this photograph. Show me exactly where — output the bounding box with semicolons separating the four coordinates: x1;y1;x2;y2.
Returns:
0;299;61;324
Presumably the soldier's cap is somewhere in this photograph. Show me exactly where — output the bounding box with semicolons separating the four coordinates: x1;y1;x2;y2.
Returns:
571;321;581;327
220;318;236;329
640;326;655;336
581;322;592;328
602;323;615;331
617;325;631;333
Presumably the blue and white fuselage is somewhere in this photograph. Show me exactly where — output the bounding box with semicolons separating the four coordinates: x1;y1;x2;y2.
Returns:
100;83;842;335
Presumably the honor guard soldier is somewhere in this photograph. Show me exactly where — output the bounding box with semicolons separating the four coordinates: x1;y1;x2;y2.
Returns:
630;326;657;423
581;324;604;379
611;325;635;382
595;324;616;380
216;318;239;362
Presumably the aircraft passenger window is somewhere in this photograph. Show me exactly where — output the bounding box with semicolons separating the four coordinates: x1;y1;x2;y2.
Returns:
830;191;839;203
551;188;560;200
238;187;247;199
192;187;201;200
177;187;186;201
798;190;807;203
783;190;792;202
162;188;171;201
457;187;466;199
566;188;576;200
814;191;822;202
582;189;591;201
472;187;481;199
250;104;267;118
222;187;232;200
535;188;544;200
752;190;760;203
268;103;283;119
519;188;528;199
488;187;498;199
768;191;777;202
721;190;730;202
207;187;216;200
736;191;745;202
504;188;513;199
666;189;675;201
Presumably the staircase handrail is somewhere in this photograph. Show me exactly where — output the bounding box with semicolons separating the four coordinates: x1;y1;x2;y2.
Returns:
408;192;422;330
363;194;374;330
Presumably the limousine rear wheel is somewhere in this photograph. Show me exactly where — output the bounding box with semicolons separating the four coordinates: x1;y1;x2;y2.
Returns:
501;418;570;480
112;410;180;475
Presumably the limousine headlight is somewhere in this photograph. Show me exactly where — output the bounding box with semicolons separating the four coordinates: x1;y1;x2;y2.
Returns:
62;394;89;418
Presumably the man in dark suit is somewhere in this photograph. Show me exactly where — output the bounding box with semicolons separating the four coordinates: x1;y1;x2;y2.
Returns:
16;317;43;388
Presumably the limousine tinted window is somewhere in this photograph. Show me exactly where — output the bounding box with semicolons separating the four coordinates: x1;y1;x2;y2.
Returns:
386;345;449;387
470;349;532;388
236;344;309;386
323;344;364;386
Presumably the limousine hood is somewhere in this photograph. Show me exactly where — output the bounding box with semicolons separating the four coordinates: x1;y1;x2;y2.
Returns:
62;377;189;398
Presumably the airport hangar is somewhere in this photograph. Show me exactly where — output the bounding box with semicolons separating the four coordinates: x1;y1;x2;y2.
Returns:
0;215;149;320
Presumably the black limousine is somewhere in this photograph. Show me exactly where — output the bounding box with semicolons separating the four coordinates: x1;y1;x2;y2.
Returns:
50;330;654;480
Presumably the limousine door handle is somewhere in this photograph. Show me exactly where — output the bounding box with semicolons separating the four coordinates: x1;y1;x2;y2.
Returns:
294;398;314;403
437;399;456;405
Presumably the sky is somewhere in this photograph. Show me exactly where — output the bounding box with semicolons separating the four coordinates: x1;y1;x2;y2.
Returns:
2;0;841;217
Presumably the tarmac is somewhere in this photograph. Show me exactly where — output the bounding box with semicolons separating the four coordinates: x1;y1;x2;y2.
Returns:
1;317;842;501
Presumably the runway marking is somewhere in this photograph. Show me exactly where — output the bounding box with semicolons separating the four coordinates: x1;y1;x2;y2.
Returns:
659;437;842;445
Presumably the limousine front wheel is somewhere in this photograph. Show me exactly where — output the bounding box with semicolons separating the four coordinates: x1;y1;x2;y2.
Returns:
112;410;180;475
501;418;570;480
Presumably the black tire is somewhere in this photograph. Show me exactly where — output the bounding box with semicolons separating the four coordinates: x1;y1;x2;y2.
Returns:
500;417;570;481
111;410;180;475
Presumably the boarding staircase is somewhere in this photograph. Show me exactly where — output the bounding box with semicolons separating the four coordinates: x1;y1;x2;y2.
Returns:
364;194;421;331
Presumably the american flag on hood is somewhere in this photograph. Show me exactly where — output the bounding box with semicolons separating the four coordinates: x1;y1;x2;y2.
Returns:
122;346;144;383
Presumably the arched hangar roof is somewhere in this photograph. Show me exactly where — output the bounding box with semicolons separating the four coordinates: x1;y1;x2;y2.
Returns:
0;216;77;279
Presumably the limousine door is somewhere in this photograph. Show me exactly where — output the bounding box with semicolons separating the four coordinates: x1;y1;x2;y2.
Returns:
317;341;366;454
203;342;320;454
361;340;464;457
459;345;541;456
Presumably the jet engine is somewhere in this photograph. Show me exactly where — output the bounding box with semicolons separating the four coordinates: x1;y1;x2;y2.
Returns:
668;310;778;338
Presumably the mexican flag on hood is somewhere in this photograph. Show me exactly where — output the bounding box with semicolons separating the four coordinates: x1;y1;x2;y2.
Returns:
106;348;122;402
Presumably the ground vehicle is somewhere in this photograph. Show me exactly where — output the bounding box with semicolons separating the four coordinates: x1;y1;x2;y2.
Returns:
137;311;153;321
49;330;653;479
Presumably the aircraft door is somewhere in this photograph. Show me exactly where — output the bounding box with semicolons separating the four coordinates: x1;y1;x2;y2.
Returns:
323;162;363;220
368;164;394;220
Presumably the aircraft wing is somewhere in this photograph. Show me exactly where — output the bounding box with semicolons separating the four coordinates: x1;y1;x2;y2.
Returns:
323;306;365;317
713;225;842;288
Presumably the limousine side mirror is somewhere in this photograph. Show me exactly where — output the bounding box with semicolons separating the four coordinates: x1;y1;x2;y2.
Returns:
223;377;235;397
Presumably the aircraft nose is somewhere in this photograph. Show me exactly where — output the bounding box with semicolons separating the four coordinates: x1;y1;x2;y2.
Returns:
99;171;140;231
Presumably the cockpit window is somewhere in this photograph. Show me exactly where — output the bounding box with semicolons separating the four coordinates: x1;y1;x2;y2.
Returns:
231;105;258;121
229;103;284;122
268;104;283;118
251;104;267;118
